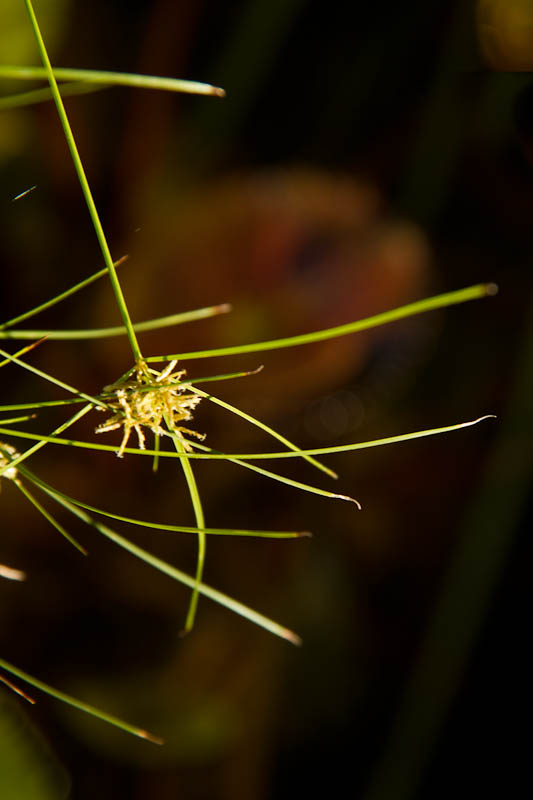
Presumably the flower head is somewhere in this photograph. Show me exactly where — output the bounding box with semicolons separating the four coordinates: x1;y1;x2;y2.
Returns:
95;360;205;457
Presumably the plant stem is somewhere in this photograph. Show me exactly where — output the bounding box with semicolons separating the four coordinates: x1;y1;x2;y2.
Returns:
148;283;498;362
23;0;142;362
0;66;225;97
172;433;206;634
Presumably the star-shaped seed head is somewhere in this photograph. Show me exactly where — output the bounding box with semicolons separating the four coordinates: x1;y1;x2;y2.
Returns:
95;360;205;458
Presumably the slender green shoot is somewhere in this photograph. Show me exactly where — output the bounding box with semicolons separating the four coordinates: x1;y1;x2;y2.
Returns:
0;414;36;425
0;404;93;478
0;80;107;111
0;256;128;331
0;422;360;505
12;478;87;554
0;658;163;744
147;284;498;362
0;66;225;97
171;429;206;635
36;486;301;644
0;367;260;412
0;304;231;340
0;416;494;466
0;338;45;370
23;0;141;361
0;398;89;411
192;384;338;479
0;345;108;409
20;467;308;539
152;430;160;473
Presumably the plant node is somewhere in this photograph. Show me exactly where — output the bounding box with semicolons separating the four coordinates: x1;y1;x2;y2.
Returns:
95;359;205;457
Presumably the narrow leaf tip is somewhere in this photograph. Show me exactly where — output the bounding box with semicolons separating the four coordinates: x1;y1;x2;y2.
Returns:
334;493;362;510
136;729;165;745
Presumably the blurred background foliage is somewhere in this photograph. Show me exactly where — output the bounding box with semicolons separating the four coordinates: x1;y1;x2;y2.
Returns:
0;0;531;798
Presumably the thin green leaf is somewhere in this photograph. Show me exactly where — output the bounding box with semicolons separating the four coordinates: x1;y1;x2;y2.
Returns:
152;430;160;473
0;399;87;411
0;256;128;332
0;345;107;409
208;450;360;507
23;0;142;361
1;423;360;505
0;338;45;370
171;431;206;635
1;416;494;468
0;80;108;111
0;404;93;478
0;66;225;97
0;658;163;744
20;465;307;539
0;304;232;340
0;414;36;425
13;478;87;554
193;384;338;479
146;284;498;362
35;486;301;644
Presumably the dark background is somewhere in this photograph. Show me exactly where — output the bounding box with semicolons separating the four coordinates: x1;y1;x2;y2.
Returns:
1;1;531;798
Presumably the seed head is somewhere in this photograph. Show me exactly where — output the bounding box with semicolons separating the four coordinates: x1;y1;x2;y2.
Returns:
95;360;204;458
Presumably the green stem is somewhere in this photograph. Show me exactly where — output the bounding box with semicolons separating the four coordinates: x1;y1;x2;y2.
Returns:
40;487;300;644
147;284;498;362
0;66;225;97
0;346;107;409
0;404;93;478
23;0;142;361
172;432;206;634
0;256;128;331
0;304;231;340
13;478;87;554
0;658;163;743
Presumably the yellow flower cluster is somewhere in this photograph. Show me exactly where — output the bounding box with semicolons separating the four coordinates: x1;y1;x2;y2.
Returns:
95;360;205;457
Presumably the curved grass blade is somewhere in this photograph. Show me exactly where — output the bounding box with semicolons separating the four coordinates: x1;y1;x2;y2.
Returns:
1;417;494;469
0;256;128;332
0;66;225;98
0;399;87;411
0;658;163;744
34;486;301;645
0;346;108;409
171;432;206;635
193;384;338;479
0;304;232;340
0;339;45;370
0;81;108;111
152;429;160;473
147;284;498;362
201;448;361;508
20;467;307;539
182;415;497;461
0;424;360;506
12;478;87;555
0;415;36;426
0;404;93;478
188;365;263;385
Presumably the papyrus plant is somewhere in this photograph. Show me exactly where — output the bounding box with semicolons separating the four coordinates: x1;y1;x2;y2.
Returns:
0;0;496;744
